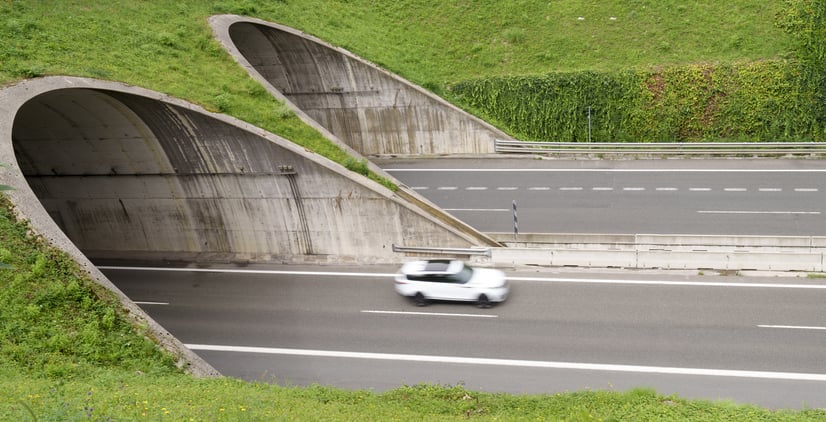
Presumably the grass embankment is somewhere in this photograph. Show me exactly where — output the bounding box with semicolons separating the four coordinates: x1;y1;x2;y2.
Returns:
1;1;821;419
2;200;825;420
0;1;791;140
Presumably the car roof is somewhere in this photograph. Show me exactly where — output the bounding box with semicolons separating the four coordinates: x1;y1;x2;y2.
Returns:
401;259;465;275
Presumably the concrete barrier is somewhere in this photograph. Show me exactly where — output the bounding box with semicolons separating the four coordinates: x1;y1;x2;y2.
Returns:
490;247;552;266
489;232;826;254
548;249;638;268
456;242;826;272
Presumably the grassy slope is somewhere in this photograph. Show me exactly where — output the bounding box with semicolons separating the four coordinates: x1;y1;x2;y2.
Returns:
1;1;821;419
276;1;792;85
0;1;792;141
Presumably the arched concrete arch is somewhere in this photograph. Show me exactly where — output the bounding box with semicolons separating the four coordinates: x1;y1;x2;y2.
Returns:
209;15;514;157
0;76;498;374
2;77;486;266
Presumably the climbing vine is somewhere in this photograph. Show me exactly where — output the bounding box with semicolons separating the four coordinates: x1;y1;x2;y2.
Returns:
451;60;815;142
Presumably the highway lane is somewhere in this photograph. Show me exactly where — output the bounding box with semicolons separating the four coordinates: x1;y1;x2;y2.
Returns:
101;265;826;409
375;158;826;235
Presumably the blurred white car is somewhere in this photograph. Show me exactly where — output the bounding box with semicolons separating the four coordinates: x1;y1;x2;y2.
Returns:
394;259;509;308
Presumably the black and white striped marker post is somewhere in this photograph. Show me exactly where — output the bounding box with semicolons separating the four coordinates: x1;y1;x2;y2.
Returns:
512;200;518;241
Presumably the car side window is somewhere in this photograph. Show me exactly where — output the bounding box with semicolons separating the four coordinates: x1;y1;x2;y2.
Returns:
427;274;449;283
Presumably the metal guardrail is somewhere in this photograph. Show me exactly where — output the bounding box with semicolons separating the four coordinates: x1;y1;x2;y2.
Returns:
494;140;826;156
392;244;491;257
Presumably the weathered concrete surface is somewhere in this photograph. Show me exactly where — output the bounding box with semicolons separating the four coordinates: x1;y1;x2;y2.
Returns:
210;14;514;157
0;76;503;376
3;77;489;264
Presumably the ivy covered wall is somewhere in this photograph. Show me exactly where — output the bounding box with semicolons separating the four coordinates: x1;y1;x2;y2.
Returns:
451;61;814;143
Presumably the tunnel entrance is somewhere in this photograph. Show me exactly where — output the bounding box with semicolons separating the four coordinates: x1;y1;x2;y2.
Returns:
11;88;319;263
214;16;509;156
2;76;493;268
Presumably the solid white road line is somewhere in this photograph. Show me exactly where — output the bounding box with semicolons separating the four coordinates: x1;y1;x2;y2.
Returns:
506;276;826;289
184;343;826;382
361;310;497;318
99;267;826;289
99;266;397;277
758;325;826;331
133;301;169;305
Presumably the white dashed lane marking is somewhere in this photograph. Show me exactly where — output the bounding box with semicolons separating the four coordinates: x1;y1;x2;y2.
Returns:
698;210;820;215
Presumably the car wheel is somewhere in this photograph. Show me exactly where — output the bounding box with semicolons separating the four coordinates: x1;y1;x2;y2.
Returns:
477;294;492;309
413;292;428;306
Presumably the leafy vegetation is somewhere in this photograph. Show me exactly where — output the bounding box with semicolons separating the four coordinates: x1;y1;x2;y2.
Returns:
451;61;809;142
2;0;825;419
776;0;826;139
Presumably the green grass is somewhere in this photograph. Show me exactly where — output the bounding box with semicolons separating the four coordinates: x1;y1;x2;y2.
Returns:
0;1;820;419
0;1;792;139
4;372;825;421
2;194;825;420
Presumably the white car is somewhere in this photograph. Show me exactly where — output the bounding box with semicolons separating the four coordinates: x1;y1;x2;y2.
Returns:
394;259;509;308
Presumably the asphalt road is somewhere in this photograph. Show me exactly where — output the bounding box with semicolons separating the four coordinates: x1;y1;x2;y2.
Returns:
101;265;826;410
376;158;826;236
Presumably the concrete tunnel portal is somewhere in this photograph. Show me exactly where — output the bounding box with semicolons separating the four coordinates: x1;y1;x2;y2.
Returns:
211;15;513;157
2;16;515;267
3;79;489;267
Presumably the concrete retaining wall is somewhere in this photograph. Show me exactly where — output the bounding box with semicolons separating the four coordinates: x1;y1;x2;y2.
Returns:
210;15;513;157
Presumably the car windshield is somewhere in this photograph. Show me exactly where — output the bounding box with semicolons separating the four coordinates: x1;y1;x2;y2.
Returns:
451;264;474;284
